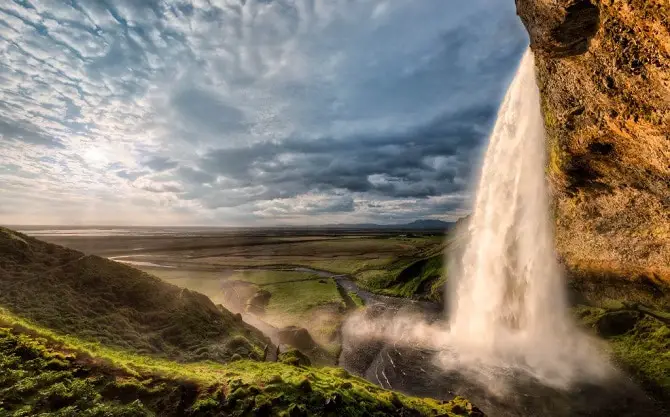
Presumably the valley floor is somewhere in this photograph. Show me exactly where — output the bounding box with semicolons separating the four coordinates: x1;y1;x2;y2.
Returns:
13;227;670;416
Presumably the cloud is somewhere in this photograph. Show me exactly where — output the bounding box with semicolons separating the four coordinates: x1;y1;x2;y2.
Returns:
0;118;64;148
0;0;527;226
143;156;178;172
254;193;355;218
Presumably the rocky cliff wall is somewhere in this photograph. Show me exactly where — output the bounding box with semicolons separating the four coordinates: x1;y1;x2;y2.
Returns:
517;0;670;304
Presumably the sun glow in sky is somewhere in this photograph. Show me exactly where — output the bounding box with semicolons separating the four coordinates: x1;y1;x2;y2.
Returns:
0;0;526;226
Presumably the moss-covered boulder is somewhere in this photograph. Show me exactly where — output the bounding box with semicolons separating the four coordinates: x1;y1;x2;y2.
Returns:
278;348;311;367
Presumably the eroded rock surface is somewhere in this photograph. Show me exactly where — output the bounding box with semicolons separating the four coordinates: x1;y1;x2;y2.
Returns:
516;0;600;57
518;0;670;299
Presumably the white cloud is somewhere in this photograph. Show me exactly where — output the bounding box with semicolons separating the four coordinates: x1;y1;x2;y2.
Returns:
0;0;525;226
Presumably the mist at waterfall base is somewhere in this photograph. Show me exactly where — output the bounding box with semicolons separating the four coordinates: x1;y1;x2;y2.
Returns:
342;49;613;395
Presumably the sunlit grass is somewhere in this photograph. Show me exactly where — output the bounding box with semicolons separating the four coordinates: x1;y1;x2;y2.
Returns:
0;308;476;416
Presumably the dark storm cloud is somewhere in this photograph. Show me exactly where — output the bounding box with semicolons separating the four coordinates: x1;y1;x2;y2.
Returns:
195;105;494;208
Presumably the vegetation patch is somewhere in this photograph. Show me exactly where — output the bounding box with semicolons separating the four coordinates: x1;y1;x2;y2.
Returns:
0;314;479;417
0;228;269;364
264;279;344;318
574;305;670;403
355;254;446;300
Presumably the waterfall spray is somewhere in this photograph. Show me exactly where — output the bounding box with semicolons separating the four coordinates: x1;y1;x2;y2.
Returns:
341;48;611;395
442;48;608;387
449;48;568;345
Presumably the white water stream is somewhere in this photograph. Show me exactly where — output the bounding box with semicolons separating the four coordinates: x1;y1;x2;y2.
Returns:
441;49;608;388
341;49;611;393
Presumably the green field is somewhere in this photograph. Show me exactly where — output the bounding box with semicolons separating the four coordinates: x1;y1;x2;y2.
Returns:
574;305;670;403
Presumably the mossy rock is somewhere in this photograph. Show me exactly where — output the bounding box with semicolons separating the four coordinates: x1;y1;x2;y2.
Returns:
278;349;311;367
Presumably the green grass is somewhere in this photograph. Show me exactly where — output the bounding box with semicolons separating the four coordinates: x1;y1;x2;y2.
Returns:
144;264;349;362
0;310;479;417
383;255;444;298
574;305;670;402
348;291;365;307
0;227;269;364
231;270;318;285
265;279;344;317
298;257;397;274
353;254;446;300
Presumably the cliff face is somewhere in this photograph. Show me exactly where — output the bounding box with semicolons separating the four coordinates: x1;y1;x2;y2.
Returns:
517;1;670;301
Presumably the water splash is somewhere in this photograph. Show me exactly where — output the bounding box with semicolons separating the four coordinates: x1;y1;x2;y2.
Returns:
442;48;608;388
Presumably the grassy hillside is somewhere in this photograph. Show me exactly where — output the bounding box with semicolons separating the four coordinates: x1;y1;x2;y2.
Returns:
574;305;670;404
0;310;480;417
0;227;269;363
150;268;350;362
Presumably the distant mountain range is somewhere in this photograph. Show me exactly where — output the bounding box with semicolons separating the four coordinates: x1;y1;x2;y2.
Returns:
319;219;455;230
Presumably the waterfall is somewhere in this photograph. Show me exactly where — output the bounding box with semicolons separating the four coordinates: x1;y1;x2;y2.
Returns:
340;49;610;394
443;49;607;388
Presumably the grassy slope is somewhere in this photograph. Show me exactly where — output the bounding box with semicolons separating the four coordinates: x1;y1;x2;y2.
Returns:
263;279;343;318
574;305;670;404
0;227;269;363
0;310;479;417
147;267;349;362
355;252;446;301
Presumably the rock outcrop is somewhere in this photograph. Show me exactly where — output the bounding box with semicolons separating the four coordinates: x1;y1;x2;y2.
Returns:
516;0;600;57
277;326;318;351
517;0;670;301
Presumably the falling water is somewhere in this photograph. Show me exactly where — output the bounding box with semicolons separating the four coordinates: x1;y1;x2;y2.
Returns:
444;49;607;387
341;48;612;397
339;49;658;415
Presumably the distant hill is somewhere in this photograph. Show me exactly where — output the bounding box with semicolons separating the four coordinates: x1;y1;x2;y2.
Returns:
0;227;269;363
399;219;454;230
320;219;455;231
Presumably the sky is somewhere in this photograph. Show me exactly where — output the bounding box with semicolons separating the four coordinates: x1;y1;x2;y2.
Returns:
0;0;527;226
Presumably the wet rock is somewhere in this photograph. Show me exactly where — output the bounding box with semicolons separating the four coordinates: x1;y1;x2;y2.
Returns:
277;326;317;351
288;404;307;417
516;0;600;58
390;393;403;409
278;348;311;367
324;393;342;411
298;378;312;393
253;402;272;417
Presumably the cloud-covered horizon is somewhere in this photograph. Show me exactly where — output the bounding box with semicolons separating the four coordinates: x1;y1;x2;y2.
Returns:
0;0;526;226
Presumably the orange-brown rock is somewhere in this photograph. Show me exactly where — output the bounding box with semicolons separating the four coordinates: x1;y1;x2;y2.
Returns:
518;0;670;304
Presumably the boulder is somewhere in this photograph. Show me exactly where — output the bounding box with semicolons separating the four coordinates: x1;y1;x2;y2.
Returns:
245;289;271;315
278;348;311;367
277;326;317;351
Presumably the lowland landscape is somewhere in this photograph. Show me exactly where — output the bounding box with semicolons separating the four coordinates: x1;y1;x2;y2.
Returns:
0;225;478;417
1;223;668;416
